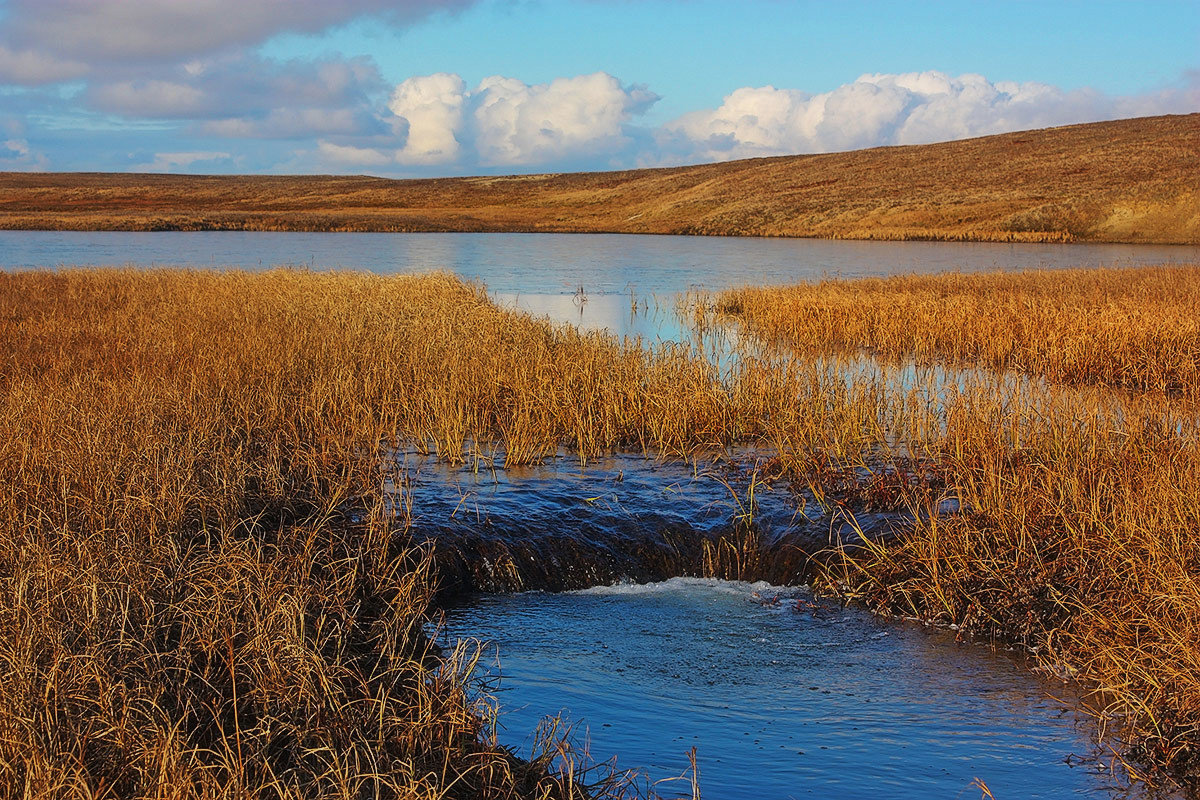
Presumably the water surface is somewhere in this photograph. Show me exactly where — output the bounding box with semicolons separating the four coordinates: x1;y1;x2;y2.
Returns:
445;578;1120;800
6;230;1194;340
7;230;1179;797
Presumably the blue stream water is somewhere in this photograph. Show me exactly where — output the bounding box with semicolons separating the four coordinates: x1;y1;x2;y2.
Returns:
443;579;1118;800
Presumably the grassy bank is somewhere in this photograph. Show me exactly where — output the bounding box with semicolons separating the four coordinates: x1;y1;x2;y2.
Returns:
717;264;1200;399
3;268;899;798
718;265;1200;788
2;113;1198;243
5;264;1200;796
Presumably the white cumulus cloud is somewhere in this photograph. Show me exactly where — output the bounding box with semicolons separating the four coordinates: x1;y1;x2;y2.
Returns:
316;140;393;168
1;136;48;170
387;73;466;165
323;71;659;170
471;72;656;166
0;117;48;169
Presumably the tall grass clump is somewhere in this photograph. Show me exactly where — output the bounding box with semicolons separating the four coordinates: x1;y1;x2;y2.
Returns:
5;267;750;799
821;382;1200;784
1;266;895;798
13;261;1200;795
718;264;1200;398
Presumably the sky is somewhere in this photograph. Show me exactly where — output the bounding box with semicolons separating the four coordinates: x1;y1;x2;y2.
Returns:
1;0;1197;176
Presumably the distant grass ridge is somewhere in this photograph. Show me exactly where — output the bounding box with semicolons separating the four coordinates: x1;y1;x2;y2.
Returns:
1;113;1197;243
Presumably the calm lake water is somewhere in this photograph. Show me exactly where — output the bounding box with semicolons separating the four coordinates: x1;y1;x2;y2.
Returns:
3;231;1196;340
7;230;1185;797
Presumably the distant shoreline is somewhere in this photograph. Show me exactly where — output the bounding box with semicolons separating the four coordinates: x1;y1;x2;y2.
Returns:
2;113;1196;245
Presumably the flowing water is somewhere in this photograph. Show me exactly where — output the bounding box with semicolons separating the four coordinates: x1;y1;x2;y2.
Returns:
8;230;1192;797
443;579;1115;800
410;449;1126;798
394;449;878;595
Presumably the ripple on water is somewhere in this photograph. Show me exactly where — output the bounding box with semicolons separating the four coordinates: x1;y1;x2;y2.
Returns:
444;578;1131;800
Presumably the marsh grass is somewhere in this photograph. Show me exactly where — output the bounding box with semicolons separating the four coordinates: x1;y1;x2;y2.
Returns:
717;264;1200;399
719;266;1200;788
2;267;893;798
8;263;1200;796
2;267;756;799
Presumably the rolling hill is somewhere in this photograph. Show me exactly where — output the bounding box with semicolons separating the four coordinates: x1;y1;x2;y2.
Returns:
1;113;1196;243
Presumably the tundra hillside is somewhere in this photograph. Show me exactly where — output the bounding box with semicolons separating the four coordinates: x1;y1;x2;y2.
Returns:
1;114;1197;243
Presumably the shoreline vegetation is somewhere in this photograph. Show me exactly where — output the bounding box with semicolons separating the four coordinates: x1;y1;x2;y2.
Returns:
1;114;1198;244
713;265;1200;788
2;264;1199;796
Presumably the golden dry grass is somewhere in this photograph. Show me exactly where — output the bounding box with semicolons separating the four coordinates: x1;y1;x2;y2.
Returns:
1;113;1197;243
0;268;750;799
826;380;1200;785
7;263;1200;796
717;264;1200;399
2;267;899;799
718;265;1200;787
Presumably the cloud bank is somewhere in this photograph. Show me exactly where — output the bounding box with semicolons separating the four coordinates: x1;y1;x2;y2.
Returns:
1;0;1196;179
0;0;467;151
659;71;1200;162
324;71;658;169
0;2;1195;173
310;69;1198;174
0;0;475;69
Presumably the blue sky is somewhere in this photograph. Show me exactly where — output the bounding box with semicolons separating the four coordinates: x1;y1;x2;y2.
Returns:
1;0;1197;175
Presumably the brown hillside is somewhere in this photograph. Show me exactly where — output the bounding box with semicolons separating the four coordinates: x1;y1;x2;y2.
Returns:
1;114;1197;243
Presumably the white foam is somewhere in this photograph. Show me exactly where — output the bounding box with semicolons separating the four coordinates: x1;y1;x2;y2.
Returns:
571;575;808;601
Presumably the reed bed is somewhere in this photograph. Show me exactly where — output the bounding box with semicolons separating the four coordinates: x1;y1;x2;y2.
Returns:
9;263;1200;796
2;267;896;799
2;267;763;799
717;264;1200;399
719;266;1200;788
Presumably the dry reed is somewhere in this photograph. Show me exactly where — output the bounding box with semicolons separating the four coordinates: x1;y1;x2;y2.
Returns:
9;262;1200;796
719;265;1200;788
718;264;1200;399
2;267;887;798
3;268;721;799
